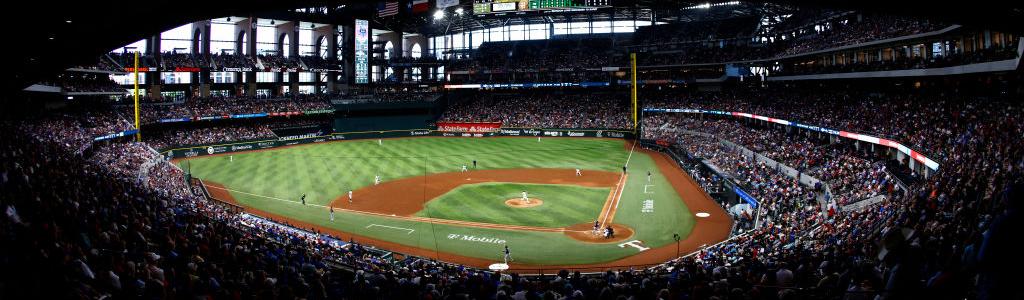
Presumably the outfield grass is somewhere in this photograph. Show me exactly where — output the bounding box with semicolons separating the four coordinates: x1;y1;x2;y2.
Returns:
415;183;609;228
180;137;698;265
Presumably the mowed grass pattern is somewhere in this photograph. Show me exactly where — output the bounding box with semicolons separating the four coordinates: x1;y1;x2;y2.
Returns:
181;137;628;206
416;183;609;228
179;137;700;265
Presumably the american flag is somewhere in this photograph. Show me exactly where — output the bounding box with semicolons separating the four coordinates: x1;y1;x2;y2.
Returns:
378;1;400;17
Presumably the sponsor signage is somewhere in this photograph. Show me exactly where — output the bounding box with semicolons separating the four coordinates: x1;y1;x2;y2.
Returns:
223;67;253;72
93;129;139;141
158;117;191;123
734;185;759;208
436;122;502;133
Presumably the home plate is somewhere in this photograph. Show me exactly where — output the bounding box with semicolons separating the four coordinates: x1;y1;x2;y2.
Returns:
489;263;509;271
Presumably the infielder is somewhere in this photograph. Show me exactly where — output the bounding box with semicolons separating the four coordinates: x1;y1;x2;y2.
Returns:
329;206;335;221
348;190;353;203
503;245;513;263
575;168;582;176
461;165;468;172
521;190;529;204
374;175;381;185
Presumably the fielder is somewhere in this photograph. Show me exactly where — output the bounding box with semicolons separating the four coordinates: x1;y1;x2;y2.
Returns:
348;190;353;203
575;168;582;176
521;190;529;204
461;165;468;172
374;175;381;185
329;206;335;221
503;245;513;263
301;194;306;205
647;170;652;182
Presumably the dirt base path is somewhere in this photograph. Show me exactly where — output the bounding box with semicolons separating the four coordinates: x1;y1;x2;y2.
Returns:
564;223;635;243
328;168;620;216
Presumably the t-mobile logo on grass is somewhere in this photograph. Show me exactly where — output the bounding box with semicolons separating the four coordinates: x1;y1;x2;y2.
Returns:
618;240;650;252
447;234;506;244
642;199;654;213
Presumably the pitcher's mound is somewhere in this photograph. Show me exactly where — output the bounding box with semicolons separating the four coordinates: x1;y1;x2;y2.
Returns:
564;223;635;243
505;198;544;208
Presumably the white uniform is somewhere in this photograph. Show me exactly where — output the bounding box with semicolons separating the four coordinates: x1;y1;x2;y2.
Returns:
374;175;381;185
575;168;582;176
462;165;468;172
330;208;335;221
521;191;529;203
348;190;353;202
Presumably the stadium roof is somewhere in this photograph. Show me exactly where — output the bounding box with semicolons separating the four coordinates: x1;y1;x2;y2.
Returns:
5;0;1022;95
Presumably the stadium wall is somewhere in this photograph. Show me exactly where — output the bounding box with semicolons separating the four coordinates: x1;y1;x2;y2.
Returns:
160;127;635;158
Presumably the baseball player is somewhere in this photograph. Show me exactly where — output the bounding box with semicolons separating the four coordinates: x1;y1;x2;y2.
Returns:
348;190;353;203
622;165;627;174
503;245;513;264
329;206;335;221
374;175;381;185
461;165;468;172
647;170;652;182
473;160;477;169
592;220;600;235
301;194;306;205
575;168;582;176
521;190;529;204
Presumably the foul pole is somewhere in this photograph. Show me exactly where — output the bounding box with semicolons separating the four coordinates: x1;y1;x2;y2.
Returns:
630;53;638;133
133;51;141;142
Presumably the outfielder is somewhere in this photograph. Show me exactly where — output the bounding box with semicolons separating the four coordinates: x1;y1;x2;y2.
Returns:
301;194;306;205
521;190;529;204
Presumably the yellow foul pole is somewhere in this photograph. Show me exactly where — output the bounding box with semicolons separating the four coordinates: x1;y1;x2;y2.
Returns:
630;53;637;130
133;51;141;142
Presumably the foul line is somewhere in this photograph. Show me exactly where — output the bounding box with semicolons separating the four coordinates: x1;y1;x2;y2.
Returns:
366;224;416;235
597;140;638;226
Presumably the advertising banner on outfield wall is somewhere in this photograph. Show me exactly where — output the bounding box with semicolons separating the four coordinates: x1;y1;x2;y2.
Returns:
436;122;503;133
162;128;634;158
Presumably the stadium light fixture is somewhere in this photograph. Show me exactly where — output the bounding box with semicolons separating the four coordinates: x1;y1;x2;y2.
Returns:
433;10;445;21
455;8;464;15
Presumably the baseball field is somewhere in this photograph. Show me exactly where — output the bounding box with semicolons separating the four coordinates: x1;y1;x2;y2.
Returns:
177;137;732;271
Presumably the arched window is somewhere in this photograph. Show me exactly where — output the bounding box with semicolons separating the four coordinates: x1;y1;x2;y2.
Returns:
410;43;422;58
193;28;203;54
238;31;248;55
318;36;329;58
384;41;394;59
280;33;291;57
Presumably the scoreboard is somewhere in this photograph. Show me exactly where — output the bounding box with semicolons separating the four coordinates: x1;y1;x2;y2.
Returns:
473;0;608;14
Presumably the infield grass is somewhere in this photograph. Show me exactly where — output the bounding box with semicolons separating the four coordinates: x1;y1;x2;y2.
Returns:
415;183;609;228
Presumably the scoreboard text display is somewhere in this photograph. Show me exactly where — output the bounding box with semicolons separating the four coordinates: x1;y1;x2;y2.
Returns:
473;0;599;14
354;19;369;84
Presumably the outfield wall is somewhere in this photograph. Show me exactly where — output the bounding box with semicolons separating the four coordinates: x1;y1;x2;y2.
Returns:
161;127;635;159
